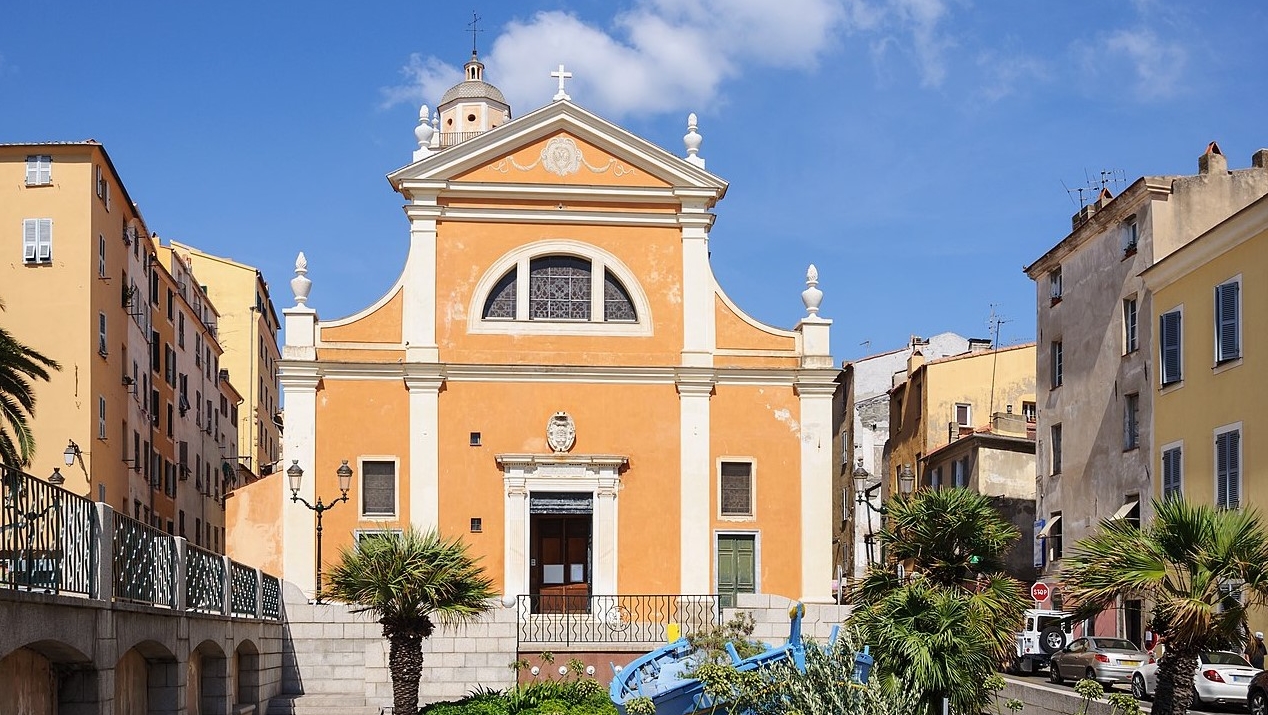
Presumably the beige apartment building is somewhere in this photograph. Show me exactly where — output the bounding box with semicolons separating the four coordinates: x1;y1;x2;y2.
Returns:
170;242;282;480
1142;193;1268;629
0;142;240;549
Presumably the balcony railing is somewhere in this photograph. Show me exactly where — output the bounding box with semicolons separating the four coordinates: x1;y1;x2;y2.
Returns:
0;464;97;596
438;131;486;148
1;463;281;620
516;594;720;646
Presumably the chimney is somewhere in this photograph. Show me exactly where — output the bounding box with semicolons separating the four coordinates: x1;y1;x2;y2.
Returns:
1252;149;1268;169
968;338;993;353
907;349;925;375
1198;141;1227;175
1072;202;1097;231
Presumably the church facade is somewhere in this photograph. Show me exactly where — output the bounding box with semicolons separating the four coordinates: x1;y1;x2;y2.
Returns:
253;55;839;608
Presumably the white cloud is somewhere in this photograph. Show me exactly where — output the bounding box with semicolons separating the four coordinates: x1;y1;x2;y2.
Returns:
844;0;954;88
975;51;1049;102
1102;28;1188;100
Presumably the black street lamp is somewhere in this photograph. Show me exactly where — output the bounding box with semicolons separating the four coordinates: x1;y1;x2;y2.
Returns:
288;459;353;603
853;461;915;516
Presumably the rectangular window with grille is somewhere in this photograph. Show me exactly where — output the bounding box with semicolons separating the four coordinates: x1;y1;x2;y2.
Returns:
1216;280;1240;363
361;460;397;516
1160;309;1183;385
1051;424;1063;475
720;461;754;518
1216;427;1241;510
1162;445;1182;500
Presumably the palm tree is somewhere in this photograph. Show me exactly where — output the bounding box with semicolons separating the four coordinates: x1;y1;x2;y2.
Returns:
1060;498;1268;715
847;488;1030;714
0;300;59;468
322;527;497;714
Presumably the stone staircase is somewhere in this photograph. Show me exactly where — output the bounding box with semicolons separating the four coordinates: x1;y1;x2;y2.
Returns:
266;693;378;715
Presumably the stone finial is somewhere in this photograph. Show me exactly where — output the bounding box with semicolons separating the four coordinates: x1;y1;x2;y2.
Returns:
430;112;441;149
684;113;704;168
414;104;435;149
291;252;312;307
801;264;822;317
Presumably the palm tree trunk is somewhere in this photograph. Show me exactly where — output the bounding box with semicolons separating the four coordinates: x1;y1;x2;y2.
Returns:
1152;651;1198;715
388;631;424;715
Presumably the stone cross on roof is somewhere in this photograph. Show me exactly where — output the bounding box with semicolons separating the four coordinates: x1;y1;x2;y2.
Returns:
551;64;572;102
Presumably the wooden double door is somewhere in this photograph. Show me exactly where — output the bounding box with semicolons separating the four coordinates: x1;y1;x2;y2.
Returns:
717;535;755;609
530;515;591;613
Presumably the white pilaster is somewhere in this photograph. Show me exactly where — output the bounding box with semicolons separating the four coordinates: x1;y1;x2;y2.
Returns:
796;375;838;603
677;370;715;594
594;475;620;595
405;367;444;532
279;365;321;598
504;472;529;600
403;196;442;363
677;195;715;367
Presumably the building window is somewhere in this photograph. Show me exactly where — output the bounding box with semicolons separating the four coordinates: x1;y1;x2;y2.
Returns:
361;460;397;516
719;461;754;518
1050;341;1063;388
529;256;592;320
164;345;176;386
1122;218;1139;256
22;218;53;264
954;403;972;428
1162;445;1182;500
1160;309;1183;385
1216;426;1241;510
1051;424;1063;475
1215;279;1240;363
1123;297;1138;353
178;313;185;348
98;313;108;356
166;289;175;321
952;457;968;488
1022;401;1037;423
1049;267;1063;303
1123;393;1139;450
1043;512;1063;561
98;234;107;277
355;529;403;548
25;155;52;186
470;518;483;533
98;396;107;439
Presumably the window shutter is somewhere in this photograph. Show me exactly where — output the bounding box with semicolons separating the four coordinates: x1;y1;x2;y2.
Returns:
720;462;753;516
1160;311;1182;384
1216;282;1239;362
23;219;38;261
362;461;396;515
37;219;52;261
26;157;37;185
1162;448;1181;498
1216;431;1240;509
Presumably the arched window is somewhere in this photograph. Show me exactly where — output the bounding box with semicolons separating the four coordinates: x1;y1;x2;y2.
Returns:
480;254;637;323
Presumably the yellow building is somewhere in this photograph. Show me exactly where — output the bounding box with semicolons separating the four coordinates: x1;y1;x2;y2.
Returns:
170;242;282;480
883;342;1038;575
234;57;840;608
0;142;239;548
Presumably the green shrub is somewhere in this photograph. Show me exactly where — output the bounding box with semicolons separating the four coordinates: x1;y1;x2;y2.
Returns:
686;611;765;663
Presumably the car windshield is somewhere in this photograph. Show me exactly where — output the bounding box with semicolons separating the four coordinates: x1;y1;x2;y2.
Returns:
1202;652;1252;666
1092;639;1139;652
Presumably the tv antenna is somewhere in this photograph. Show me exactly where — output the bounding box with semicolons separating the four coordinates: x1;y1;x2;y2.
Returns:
1062;168;1127;208
987;305;1013;419
468;11;484;54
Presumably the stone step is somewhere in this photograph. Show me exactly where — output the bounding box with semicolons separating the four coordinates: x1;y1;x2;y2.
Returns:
266;693;380;715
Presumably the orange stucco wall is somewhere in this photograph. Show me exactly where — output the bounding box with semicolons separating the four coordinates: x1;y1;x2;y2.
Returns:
319;289;404;344
455;132;672;188
225;473;283;575
714;295;798;352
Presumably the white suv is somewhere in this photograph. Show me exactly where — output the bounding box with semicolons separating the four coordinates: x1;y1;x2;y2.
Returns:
1010;609;1073;674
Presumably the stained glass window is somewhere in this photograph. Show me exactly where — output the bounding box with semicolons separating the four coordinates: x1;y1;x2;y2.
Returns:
604;269;637;322
529;256;591;320
483;269;517;319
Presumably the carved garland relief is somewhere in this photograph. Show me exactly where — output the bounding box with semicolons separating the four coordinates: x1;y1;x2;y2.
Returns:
492;136;635;177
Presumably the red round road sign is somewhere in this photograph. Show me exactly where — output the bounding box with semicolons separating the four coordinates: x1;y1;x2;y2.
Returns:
1031;582;1050;602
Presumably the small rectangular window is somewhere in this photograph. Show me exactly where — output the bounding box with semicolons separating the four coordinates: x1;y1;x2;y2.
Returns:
954;403;971;428
1123;298;1138;354
1049;267;1063;302
98;234;107;277
25;155;52;186
469;432;482;446
470;518;483;533
22;218;53;263
1216;427;1241;510
361;460;397;516
720;461;754;517
1123;393;1139;450
98;313;108;356
1050;341;1064;388
1162;446;1183;500
98;396;107;439
1022;401;1037;422
1051;424;1063;475
1048;512;1063;560
1123;219;1139;256
1160;310;1183;385
166;289;175;320
1215;280;1240;363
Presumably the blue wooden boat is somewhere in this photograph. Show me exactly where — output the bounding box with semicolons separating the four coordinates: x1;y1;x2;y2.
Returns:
609;602;818;715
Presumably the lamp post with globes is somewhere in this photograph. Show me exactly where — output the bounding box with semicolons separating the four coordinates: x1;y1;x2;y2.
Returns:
853;462;916;572
287;459;353;603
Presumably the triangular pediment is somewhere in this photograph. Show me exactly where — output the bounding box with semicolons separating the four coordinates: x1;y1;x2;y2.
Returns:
388;101;727;197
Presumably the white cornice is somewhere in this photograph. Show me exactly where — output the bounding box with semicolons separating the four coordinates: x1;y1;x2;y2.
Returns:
432;206;687;227
495;453;630;469
428;182;686;204
299;361;829;387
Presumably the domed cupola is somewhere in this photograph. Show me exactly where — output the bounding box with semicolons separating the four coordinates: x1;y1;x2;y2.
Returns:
437;50;511;146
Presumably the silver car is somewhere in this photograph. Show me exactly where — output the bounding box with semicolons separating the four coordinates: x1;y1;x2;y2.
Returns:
1049;637;1149;686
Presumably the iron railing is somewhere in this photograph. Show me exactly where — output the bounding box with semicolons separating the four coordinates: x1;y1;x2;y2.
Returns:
0;464;97;596
113;513;177;608
516;594;720;646
261;573;281;619
186;544;226;614
230;560;258;617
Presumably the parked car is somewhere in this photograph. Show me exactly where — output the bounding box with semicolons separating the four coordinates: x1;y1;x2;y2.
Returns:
1241;665;1268;714
1010;609;1073;674
1049;637;1149;686
1133;651;1260;707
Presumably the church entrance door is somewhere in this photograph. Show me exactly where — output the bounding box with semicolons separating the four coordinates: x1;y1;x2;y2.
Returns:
530;512;592;614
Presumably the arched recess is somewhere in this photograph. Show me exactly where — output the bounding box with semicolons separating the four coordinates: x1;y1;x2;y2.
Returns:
115;640;178;715
234;639;261;709
188;640;228;715
0;640;97;715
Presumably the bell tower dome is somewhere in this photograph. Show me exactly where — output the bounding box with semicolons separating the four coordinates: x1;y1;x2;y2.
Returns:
437;51;511;146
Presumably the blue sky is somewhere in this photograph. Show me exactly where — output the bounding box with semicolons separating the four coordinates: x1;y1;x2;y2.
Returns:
3;1;1267;361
